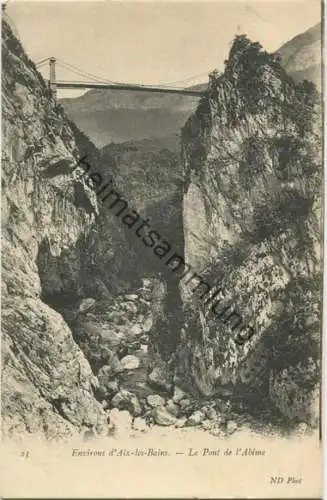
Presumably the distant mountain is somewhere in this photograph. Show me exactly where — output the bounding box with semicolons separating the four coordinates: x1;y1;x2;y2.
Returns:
60;85;204;147
277;23;321;89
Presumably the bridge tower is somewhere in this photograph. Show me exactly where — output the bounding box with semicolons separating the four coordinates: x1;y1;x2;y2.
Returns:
49;57;57;99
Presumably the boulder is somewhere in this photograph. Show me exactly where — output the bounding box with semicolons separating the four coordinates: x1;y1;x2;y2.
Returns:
147;394;165;408
125;294;139;301
206;407;217;420
165;400;180;417
152;407;177;426
97;369;120;399
79;333;123;374
226;420;238;434
173;386;186;403
124;301;138;314
130;324;143;336
148;366;173;392
97;362;123;388
111;390;142;416
141;278;152;288
102;349;124;373
120;355;140;370
179;398;191;410
78;297;96;314
216;399;232;413
104;380;120;398
187;410;205;426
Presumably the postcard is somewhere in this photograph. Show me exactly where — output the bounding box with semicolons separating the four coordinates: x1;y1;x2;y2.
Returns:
0;0;323;497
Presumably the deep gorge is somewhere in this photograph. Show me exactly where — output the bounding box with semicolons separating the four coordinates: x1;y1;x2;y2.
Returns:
2;16;321;440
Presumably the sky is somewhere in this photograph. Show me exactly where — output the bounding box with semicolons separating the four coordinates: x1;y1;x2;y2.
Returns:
7;0;321;98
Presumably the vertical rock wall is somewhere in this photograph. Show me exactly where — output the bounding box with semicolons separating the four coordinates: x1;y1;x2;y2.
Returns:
2;19;108;439
179;36;322;426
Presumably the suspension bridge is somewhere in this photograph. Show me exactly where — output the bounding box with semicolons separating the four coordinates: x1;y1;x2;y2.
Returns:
36;57;208;99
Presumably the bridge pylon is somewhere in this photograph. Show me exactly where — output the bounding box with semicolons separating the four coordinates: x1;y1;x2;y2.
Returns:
49;57;57;99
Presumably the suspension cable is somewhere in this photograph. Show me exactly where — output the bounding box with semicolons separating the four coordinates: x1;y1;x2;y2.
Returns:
36;59;50;68
35;56;209;90
159;70;210;87
56;58;118;84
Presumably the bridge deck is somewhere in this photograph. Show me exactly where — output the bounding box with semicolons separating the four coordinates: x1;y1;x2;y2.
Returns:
56;81;205;96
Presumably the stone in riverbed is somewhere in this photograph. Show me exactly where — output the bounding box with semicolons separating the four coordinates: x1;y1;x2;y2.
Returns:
124;301;138;314
206;407;217;420
125;294;139;301
216;399;232;413
106;380;120;396
120;355;140;370
97;365;122;397
148;366;173;392
166;400;180;417
173;386;186;403
130;324;143;336
111;390;142;416
147;394;165;408
187;410;205;426
179;398;191;410
78;297;96;314
152;407;177;426
97;376;120;400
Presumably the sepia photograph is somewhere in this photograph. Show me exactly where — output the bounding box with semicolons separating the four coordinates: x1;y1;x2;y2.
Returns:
0;0;323;497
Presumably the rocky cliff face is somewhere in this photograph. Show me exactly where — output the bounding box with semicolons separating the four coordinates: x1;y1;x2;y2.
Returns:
2;19;108;439
179;35;321;427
